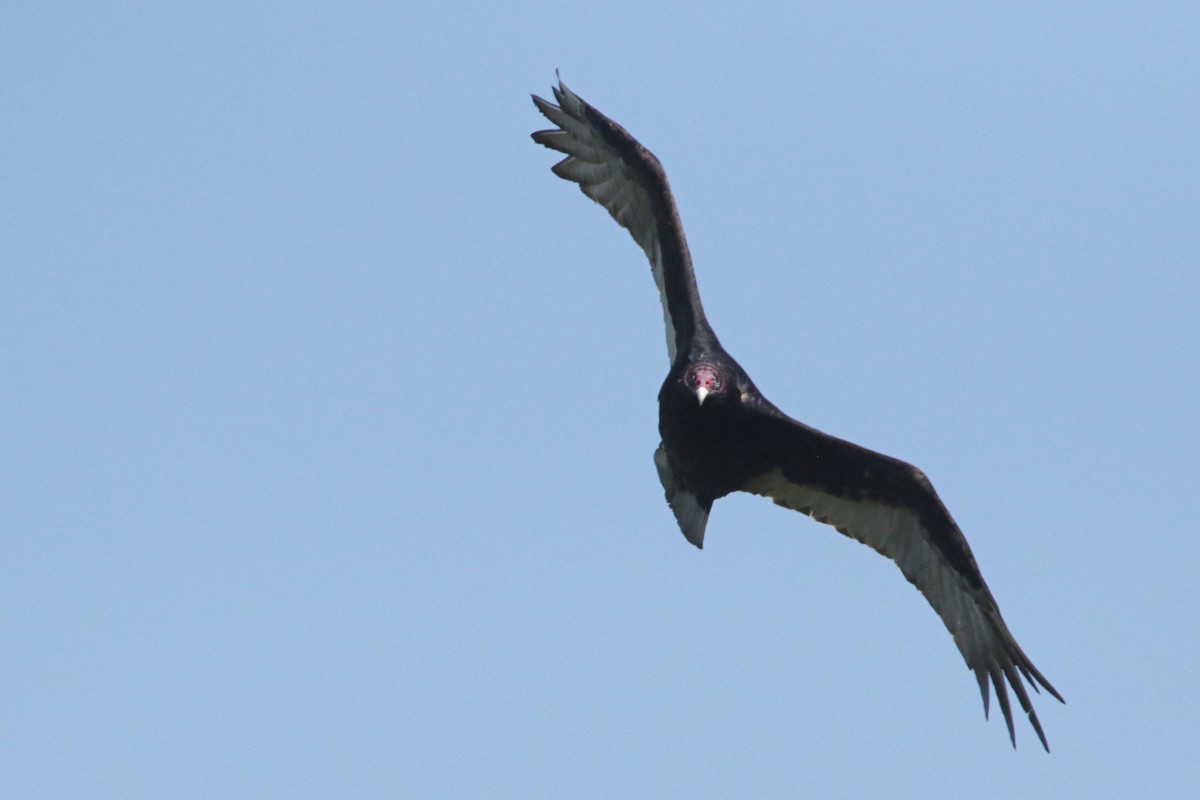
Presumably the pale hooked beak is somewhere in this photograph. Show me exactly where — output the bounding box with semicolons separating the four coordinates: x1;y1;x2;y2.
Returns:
695;386;709;405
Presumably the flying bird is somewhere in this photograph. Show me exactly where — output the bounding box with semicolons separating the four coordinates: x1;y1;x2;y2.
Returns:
531;77;1062;750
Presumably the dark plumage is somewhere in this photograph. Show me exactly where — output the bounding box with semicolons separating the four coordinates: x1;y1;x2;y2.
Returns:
532;76;1063;749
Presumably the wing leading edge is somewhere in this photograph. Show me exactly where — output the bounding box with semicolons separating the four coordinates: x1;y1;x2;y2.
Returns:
741;403;1063;749
531;78;710;364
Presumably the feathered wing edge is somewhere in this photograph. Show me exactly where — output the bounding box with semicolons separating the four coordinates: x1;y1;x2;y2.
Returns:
531;76;707;363
741;425;1063;749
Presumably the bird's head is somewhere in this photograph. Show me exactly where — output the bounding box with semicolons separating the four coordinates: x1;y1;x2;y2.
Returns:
684;363;726;406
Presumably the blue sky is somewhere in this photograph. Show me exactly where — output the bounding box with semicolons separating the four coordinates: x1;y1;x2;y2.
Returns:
3;2;1198;797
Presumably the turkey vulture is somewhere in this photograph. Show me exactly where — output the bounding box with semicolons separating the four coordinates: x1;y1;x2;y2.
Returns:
531;77;1063;750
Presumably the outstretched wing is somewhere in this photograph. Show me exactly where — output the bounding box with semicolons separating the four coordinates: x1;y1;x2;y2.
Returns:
740;402;1063;750
532;77;710;364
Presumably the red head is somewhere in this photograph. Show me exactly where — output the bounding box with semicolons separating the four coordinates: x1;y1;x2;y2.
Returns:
685;363;724;405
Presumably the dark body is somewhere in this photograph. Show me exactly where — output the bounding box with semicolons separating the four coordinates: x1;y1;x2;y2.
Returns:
656;349;767;505
532;76;1060;749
